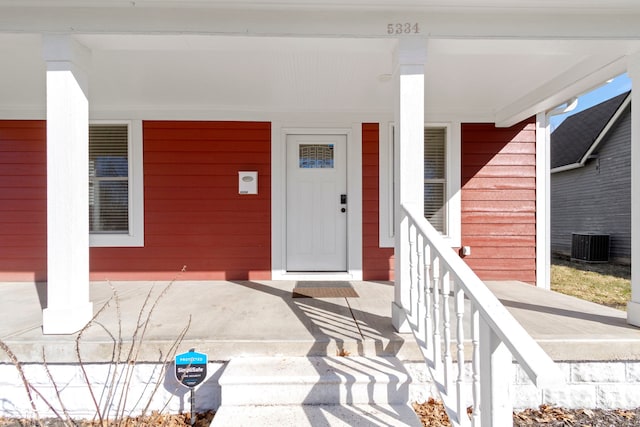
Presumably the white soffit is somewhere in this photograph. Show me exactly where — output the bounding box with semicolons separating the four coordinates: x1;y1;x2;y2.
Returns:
427;38;640;123
86;36;396;114
0;33;638;121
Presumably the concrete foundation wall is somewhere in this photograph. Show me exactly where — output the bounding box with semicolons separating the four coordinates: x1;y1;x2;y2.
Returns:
1;360;640;419
407;360;640;411
513;361;640;410
0;362;224;419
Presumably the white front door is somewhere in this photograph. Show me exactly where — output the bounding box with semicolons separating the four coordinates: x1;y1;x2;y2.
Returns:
286;134;348;271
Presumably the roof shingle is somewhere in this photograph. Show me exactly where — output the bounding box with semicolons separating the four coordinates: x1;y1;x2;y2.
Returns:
551;91;630;169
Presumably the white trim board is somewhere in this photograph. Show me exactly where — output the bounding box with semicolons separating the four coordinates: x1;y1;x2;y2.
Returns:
89;120;144;247
271;123;363;281
379;121;461;249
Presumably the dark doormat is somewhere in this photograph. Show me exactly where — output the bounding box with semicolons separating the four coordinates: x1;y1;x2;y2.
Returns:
292;281;359;298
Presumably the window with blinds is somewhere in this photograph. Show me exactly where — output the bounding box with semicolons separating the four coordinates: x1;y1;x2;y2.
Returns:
89;124;129;234
424;127;447;233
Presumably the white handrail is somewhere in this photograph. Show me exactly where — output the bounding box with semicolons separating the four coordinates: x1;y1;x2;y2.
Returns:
400;202;563;426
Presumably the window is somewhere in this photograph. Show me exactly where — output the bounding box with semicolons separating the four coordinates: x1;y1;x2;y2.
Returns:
299;144;334;168
89;121;144;247
379;122;460;247
424;127;447;233
89;124;129;233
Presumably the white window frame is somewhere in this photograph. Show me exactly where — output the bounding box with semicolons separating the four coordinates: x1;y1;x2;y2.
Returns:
89;120;144;247
379;121;461;248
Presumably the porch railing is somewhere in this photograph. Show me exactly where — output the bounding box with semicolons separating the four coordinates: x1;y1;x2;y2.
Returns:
400;203;563;426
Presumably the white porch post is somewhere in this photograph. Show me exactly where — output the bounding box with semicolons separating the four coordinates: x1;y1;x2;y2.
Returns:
536;112;551;290
391;39;427;332
479;317;513;425
42;35;93;334
628;54;640;326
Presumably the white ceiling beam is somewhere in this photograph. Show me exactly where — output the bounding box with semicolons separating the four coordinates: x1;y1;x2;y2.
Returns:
494;54;629;127
0;7;640;39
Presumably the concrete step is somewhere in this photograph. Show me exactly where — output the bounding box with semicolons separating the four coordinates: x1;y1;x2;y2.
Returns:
218;356;412;406
211;403;422;426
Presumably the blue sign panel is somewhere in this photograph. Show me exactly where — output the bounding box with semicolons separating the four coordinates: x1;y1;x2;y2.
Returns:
175;350;208;388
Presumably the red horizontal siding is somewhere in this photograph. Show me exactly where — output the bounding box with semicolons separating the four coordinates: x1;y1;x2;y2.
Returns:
461;120;537;284
462;177;536;190
90;121;272;281
0;120;47;281
362;123;394;281
463;189;535;201
461;124;538;143
463;212;535;224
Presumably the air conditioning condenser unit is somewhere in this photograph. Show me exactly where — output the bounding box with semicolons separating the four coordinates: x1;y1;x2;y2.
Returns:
571;233;610;263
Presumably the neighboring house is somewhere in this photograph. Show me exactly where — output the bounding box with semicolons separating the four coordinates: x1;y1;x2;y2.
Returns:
0;1;638;334
551;91;632;264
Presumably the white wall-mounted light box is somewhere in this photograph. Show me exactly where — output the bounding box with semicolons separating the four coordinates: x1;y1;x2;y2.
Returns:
238;171;258;194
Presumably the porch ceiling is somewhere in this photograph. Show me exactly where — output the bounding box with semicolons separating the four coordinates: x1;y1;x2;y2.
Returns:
0;33;638;122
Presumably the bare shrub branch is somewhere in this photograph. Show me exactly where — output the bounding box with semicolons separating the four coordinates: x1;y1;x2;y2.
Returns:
42;348;74;426
0;339;41;426
97;284;124;422
3;268;191;425
76;294;115;427
143;314;192;416
27;382;68;424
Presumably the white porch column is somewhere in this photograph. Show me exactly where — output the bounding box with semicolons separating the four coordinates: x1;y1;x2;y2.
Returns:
628;54;640;326
392;39;427;332
42;35;93;334
536;112;551;290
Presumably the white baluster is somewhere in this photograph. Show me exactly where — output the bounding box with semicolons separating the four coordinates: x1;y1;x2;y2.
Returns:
423;244;432;352
416;233;424;335
455;281;470;427
442;269;452;391
408;222;417;325
431;255;441;372
471;304;481;427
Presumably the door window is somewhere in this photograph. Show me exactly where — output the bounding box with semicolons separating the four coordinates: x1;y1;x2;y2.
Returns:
299;144;335;168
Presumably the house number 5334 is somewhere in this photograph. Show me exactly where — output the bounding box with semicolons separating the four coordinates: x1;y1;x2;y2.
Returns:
387;23;420;35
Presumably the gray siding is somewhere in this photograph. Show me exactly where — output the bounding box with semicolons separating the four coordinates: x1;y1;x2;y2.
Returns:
550;107;631;263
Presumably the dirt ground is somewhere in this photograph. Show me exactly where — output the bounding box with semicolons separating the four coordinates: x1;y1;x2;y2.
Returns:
0;411;214;427
2;403;640;426
414;399;640;427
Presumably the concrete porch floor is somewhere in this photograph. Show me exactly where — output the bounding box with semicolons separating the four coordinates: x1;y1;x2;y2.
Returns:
0;280;639;363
